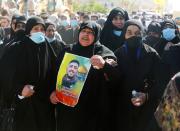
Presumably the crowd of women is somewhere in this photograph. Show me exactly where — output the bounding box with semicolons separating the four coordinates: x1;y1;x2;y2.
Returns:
0;7;180;131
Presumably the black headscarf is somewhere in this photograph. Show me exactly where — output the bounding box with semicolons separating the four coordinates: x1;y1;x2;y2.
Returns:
122;19;144;38
147;21;162;34
120;20;144;61
57;21;115;66
25;16;45;35
161;19;180;44
71;21;115;58
100;7;129;52
45;21;56;31
0;16;56;107
10;14;20;38
121;19;144;45
105;7;129;24
144;21;162;47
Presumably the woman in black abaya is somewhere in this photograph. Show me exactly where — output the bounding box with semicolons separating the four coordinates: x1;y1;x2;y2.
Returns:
50;21;116;131
0;16;56;131
100;7;129;52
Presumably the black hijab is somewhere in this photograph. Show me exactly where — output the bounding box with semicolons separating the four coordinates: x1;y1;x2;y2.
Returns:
0;16;56;106
119;20;144;61
72;21;115;58
45;21;56;30
122;19;144;36
25;16;45;35
144;21;162;47
161;19;180;44
10;14;20;38
122;19;144;46
100;7;129;52
154;20;180;56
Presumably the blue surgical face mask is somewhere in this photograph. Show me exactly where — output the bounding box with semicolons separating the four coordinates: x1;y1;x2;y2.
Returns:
61;20;69;27
30;32;45;44
70;20;78;27
113;30;122;37
162;28;176;41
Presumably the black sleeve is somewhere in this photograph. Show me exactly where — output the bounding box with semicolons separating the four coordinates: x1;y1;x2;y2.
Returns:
149;52;167;105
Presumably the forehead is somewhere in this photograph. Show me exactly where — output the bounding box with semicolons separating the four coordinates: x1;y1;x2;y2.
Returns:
69;62;78;66
47;24;55;29
32;24;44;29
113;15;124;19
126;25;140;32
81;27;93;32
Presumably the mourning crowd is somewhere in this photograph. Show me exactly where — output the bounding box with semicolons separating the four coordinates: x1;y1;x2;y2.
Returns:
0;6;180;131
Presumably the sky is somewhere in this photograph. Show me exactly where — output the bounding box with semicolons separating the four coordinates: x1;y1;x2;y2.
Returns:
171;0;180;11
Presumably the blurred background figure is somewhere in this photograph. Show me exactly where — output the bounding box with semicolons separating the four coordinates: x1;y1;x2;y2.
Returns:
144;21;162;48
45;21;65;56
100;7;129;52
0;16;10;28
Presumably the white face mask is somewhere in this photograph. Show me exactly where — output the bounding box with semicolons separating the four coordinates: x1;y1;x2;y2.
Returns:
30;32;45;44
46;36;56;43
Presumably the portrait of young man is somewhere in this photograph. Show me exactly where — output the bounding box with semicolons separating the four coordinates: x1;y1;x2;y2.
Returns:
62;60;80;89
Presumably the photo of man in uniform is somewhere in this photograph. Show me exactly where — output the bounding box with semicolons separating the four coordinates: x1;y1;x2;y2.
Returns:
62;60;80;89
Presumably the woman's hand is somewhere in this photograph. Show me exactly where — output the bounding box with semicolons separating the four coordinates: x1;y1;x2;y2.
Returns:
21;85;35;98
90;55;105;69
50;91;60;104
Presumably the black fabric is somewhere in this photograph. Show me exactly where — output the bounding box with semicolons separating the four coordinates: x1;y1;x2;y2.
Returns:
3;15;25;45
0;30;26;60
161;19;177;29
9;15;20;42
113;44;165;131
162;43;180;78
122;19;144;38
2;27;11;44
111;21;166;130
49;39;65;57
160;20;180;45
0;106;15;131
147;21;162;34
58;27;79;45
154;36;180;57
14;15;26;29
144;35;161;48
45;21;56;29
25;16;45;35
55;21;116;131
100;7;129;52
0;35;56;131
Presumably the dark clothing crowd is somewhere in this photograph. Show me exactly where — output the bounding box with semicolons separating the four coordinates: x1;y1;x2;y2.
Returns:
0;6;180;131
